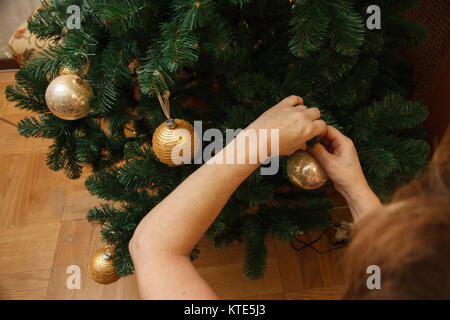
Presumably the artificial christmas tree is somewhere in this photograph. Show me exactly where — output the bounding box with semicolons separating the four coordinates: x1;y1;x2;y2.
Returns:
6;0;429;280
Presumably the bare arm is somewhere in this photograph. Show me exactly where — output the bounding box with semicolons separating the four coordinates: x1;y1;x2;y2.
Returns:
129;96;327;299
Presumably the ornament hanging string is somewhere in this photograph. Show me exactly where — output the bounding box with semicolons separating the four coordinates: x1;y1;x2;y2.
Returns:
154;71;174;127
157;90;171;119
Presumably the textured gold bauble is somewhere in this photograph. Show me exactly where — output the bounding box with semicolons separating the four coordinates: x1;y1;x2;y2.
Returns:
45;74;93;120
88;247;120;285
152;119;198;166
287;151;327;190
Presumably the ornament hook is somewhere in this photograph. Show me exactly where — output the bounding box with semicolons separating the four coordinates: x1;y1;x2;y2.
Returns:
165;118;175;128
103;248;112;260
75;52;90;78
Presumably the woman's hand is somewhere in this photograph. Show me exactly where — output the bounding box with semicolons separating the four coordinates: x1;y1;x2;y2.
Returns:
246;95;327;158
309;126;382;221
309;126;367;197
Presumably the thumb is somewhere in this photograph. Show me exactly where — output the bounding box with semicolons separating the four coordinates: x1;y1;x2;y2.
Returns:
309;143;332;165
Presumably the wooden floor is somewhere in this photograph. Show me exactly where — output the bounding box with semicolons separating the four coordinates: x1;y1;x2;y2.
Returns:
0;71;351;300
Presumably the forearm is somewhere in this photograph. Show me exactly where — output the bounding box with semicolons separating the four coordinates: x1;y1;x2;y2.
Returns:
130;130;260;257
342;183;382;223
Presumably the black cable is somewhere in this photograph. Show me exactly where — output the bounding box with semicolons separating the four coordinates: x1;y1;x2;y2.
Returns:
290;225;348;254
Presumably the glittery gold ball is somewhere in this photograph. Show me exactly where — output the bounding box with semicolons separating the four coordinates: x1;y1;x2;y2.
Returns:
152;119;198;166
287;151;327;190
45;74;93;120
88;247;120;285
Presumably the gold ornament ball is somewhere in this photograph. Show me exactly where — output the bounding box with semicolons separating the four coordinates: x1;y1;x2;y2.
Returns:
45;74;93;120
88;247;120;285
287;151;327;190
152;119;199;166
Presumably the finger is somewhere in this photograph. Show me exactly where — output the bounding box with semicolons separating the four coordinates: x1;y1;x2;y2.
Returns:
325;125;346;142
309;142;333;164
318;123;328;138
318;137;335;153
303;107;321;120
324;126;349;150
283;95;304;106
319;137;331;148
312;119;327;137
302;119;327;142
294;105;307;111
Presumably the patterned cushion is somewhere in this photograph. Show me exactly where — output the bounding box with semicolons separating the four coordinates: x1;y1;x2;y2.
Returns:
7;7;139;82
7;9;54;66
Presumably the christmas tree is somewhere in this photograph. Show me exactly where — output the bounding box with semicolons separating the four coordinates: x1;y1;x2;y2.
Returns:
6;0;430;280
